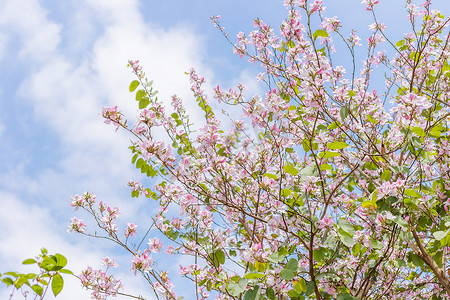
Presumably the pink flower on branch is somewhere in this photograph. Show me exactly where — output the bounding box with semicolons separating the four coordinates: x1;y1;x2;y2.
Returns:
80;266;123;300
102;106;123;132
321;16;341;33
67;217;86;233
131;250;154;275
400;93;433;109
361;0;380;10
318;217;334;229
101;257;119;268
127;59;144;78
124;223;138;238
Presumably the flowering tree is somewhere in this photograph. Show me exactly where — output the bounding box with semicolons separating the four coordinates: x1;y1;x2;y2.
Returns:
67;0;450;299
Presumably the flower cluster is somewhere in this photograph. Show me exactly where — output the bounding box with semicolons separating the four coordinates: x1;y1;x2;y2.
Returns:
80;265;123;300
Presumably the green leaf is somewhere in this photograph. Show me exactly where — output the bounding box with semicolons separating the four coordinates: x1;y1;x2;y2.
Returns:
313;29;329;40
338;219;356;235
40;257;57;272
135;89;146;101
365;161;378;171
280;269;295;281
392;166;410;174
283;165;299;176
267;252;286;263
319;151;340;158
371;240;383;249
294;278;306;293
433;230;449;241
31;284;44;296
339;235;355;247
55;254;67;268
405;189;422;198
328;121;339;129
22;259;37;265
285;258;298;272
352;243;362;255
381;169;391;181
367;114;376;123
14;276;28;288
51;273;64;296
265;287;275;300
263;173;278;180
129;80;139;92
139;98;150;109
395;39;405;47
244;285;261;300
340;106;349;120
25;273;37;279
412;126;425;137
59;269;73;275
4;271;18;277
227;278;247;296
409;252;424;267
244;272;265;279
1;277;14;286
430;127;442;137
362;200;377;210
394;216;408;228
281;188;293;197
327;141;349;150
337;293;359;300
305;281;315;296
136;158;144;168
302;139;311;152
320;164;332;170
210;250;225;268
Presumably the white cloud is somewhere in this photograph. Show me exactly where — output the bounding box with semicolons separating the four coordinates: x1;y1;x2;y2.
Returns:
0;0;61;62
0;0;218;298
0;192;95;299
0;33;7;61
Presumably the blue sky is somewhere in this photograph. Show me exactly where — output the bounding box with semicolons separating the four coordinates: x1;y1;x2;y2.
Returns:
1;0;449;299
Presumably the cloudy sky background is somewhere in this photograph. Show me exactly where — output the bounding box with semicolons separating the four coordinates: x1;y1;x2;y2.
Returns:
0;0;449;299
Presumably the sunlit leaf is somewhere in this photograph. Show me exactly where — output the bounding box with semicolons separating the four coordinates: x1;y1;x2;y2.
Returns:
327;141;349;149
313;29;329;40
22;259;37;265
51;273;64;296
129;80;139;92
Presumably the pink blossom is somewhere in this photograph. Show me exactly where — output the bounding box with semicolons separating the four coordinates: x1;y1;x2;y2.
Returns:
101;257;119;268
148;237;163;253
165;245;176;256
131;250;154;275
309;0;324;13
321;16;341;33
101;106;123;132
318;217;334;229
80;266;123;299
400;93;433;109
361;0;379;10
124;223;138;238
70;194;84;210
368;22;386;31
67;217;86;233
128;60;144;78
